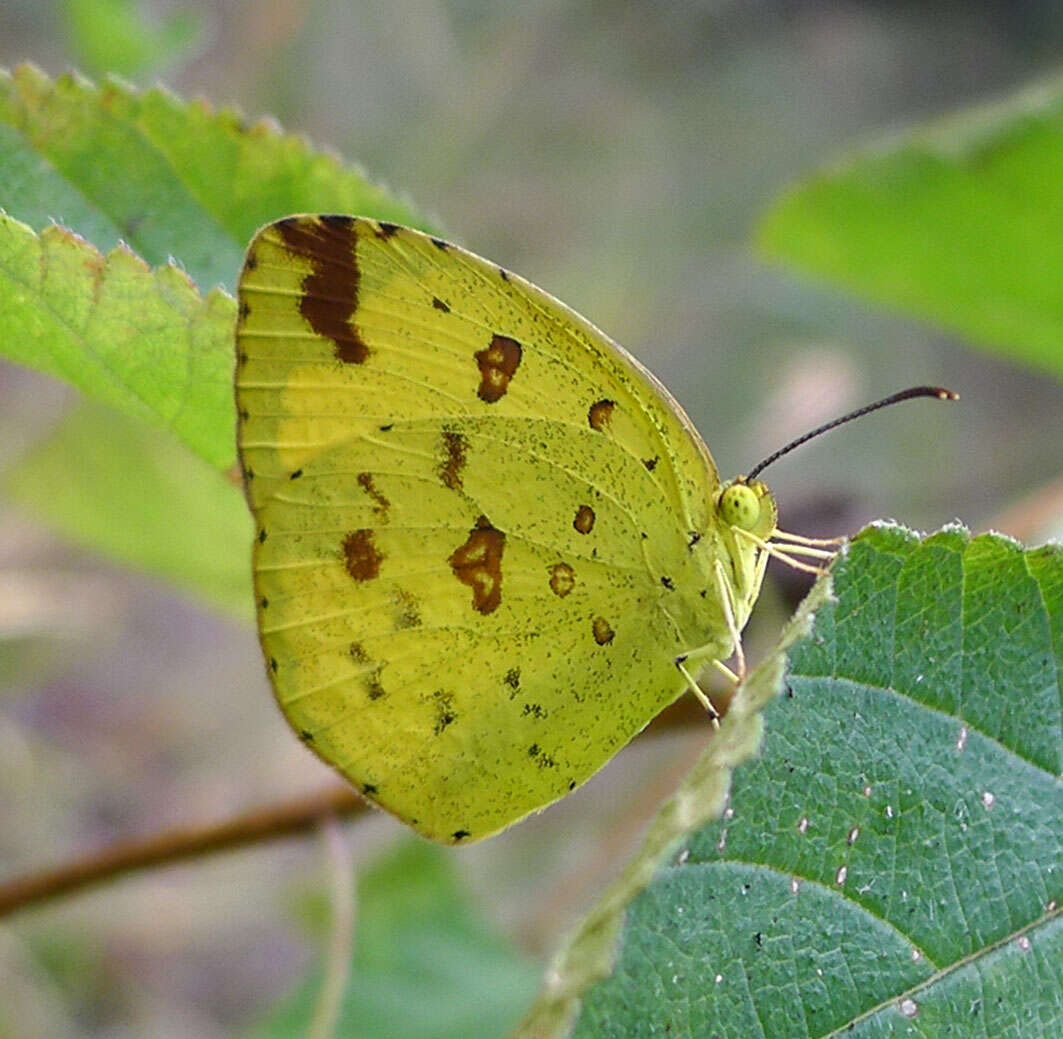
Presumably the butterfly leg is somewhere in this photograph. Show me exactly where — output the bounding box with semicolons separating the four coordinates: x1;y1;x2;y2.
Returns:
713;557;746;683
676;658;721;726
772;529;846;547
673;558;749;727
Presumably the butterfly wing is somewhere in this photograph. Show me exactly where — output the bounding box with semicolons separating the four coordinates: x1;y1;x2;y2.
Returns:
236;215;731;841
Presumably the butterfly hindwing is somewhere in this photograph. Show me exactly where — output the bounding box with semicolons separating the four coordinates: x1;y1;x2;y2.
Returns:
236;215;731;841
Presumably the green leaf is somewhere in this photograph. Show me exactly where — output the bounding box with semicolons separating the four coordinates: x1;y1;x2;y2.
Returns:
0;213;237;468
521;525;1063;1037
257;840;539;1039
0;64;428;471
758;77;1063;378
0;64;428;292
4;403;253;617
62;0;202;79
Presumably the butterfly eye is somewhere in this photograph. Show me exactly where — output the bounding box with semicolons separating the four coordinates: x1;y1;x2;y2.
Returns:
719;484;761;531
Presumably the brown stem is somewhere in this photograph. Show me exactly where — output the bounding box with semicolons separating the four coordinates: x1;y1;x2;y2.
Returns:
0;696;717;919
0;784;367;918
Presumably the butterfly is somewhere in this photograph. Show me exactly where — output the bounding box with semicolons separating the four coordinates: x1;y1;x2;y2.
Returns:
235;215;932;843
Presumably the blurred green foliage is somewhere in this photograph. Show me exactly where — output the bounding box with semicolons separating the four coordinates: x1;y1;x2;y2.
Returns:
1;4;1062;1038
259;840;539;1039
63;0;201;78
760;76;1063;379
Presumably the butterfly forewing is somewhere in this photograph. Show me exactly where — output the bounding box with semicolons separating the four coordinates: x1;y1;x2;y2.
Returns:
236;215;730;841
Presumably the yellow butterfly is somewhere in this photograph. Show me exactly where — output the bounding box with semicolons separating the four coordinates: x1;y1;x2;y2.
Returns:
235;215;950;843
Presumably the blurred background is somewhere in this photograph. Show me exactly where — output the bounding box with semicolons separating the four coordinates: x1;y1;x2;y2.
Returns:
1;1;1062;1035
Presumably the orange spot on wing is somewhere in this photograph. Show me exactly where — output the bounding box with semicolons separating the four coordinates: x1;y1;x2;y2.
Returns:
342;529;383;580
475;335;522;403
439;430;468;490
357;472;390;515
592;617;615;645
588;399;615;430
574;505;596;534
549;563;575;597
449;516;505;614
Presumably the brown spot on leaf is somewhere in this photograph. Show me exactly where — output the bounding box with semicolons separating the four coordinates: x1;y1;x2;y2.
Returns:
276;216;369;364
475;334;522;403
588;399;615;430
549;563;575;597
592;617;615;645
357;471;390;516
439;430;468;490
432;296;450;313
573;505;595;534
449;516;505;614
342;529;383;581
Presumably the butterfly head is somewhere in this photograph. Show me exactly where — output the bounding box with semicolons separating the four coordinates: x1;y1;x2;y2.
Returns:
717;478;777;541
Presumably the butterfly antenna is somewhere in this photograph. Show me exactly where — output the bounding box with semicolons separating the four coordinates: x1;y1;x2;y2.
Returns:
746;386;959;482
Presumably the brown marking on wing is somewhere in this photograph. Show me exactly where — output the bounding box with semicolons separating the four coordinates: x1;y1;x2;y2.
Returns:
439;430;468;490
643;456;659;471
549;562;575;597
573;505;596;534
475;335;522;403
592;617;615;645
449;515;505;614
433;690;457;734
432;296;451;313
505;667;521;691
375;221;400;238
349;642;369;664
527;743;557;769
588;399;615;430
357;471;390;516
394;589;421;629
276;216;369;364
367;669;387;700
342;529;383;581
